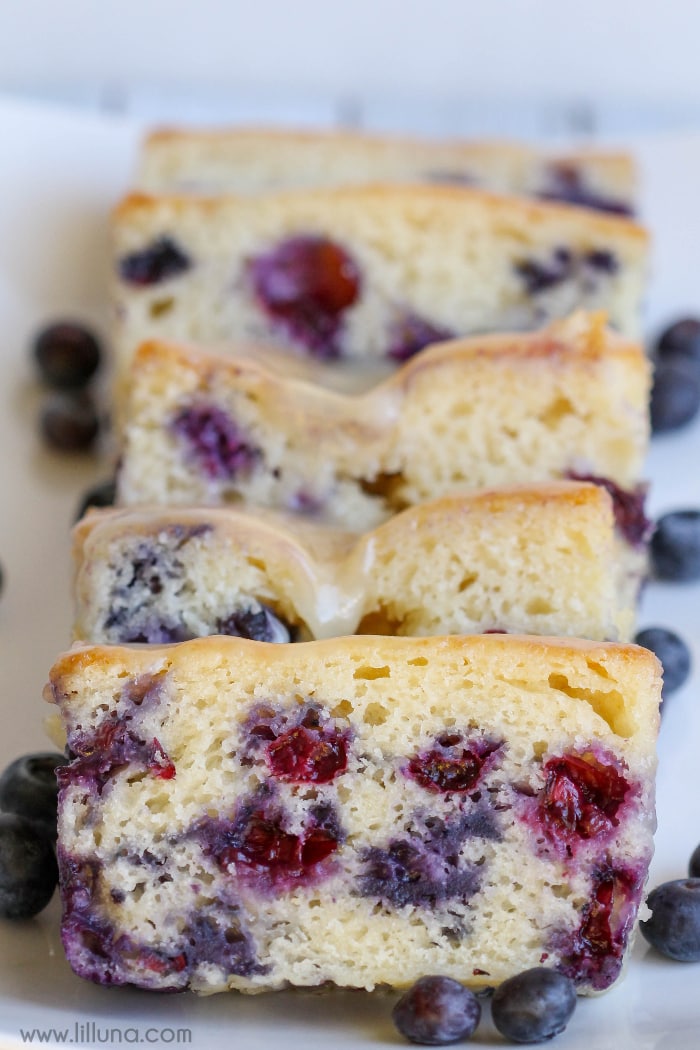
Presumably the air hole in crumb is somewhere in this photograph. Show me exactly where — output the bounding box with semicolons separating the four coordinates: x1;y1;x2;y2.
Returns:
354;665;391;680
358;472;407;509
525;596;555;615
458;573;478;593
539;395;575;426
585;659;614;681
331;699;354;718
407;657;428;667
357;607;404;635
149;296;175;318
532;740;548;760
363;702;389;726
547;673;632;736
246;556;267;572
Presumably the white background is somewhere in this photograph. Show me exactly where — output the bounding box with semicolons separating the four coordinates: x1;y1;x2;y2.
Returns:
2;1;700;136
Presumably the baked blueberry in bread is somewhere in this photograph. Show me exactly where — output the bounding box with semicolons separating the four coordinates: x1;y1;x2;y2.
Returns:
112;185;648;382
46;633;660;995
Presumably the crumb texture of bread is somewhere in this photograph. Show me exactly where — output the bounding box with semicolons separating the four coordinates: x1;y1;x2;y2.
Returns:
72;482;637;646
48;634;659;996
111;184;648;388
136;128;637;217
115;313;650;533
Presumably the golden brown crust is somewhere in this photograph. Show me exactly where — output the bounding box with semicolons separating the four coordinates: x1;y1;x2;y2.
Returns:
48;631;661;694
141;126;636;182
112;184;648;242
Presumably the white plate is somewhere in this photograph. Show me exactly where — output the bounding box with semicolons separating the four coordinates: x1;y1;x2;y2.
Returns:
0;98;699;1049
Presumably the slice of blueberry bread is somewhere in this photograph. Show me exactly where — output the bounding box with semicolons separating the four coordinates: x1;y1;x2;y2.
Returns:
46;633;660;995
115;313;651;545
137;127;636;216
72;482;637;646
111;184;648;382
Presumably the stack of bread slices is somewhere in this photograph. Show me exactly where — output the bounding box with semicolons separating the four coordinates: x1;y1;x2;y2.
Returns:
47;127;661;1000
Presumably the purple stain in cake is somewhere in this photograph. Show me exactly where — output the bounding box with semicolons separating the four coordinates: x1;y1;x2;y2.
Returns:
287;489;324;516
118;236;192;286
538;163;634;217
248;236;361;358
105;531;213;644
59;712;176;793
584;249;619;274
405;733;504;793
424;170;477;186
514;245;621;297
111;618;195;644
387;312;455;363
358;809;499;909
183;911;268;979
59;849;266;987
197;791;342;892
120;671;166;711
58;849;187;989
243;702;351;783
359;818;485;910
216;604;294;644
515;248;574;295
171;404;261;481
566;472;652;549
552;864;646;990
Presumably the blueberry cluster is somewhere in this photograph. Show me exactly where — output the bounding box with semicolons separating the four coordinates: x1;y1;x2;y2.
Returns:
631;346;700;704
393;968;577;1045
632;505;699;704
33;321;105;454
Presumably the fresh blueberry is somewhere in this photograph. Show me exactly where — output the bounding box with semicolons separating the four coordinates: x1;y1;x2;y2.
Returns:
634;627;691;699
118;237;191;286
650;358;700;433
33;322;102;390
392;975;481;1045
656;318;700;366
640;879;700;961
0;752;67;839
651;510;700;581
491;968;576;1044
0;813;58;918
690;845;700;878
74;478;117;522
40;391;100;452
